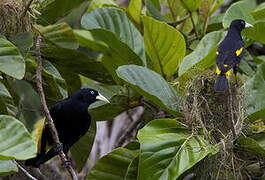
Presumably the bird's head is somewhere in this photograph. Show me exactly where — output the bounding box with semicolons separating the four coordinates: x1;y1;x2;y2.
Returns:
73;88;110;105
230;19;253;31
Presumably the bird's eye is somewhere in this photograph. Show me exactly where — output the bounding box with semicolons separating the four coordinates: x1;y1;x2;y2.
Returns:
90;91;95;95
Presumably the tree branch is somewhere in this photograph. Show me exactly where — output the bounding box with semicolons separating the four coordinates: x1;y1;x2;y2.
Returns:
35;35;78;180
21;0;34;18
14;161;38;180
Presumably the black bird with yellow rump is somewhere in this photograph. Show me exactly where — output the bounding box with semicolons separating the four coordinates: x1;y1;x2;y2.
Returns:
214;19;253;92
25;88;110;168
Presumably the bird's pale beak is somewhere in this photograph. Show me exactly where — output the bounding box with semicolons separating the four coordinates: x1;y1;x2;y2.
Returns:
245;22;253;28
96;93;110;103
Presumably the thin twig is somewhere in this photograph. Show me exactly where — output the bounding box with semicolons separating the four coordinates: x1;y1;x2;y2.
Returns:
228;87;236;138
21;0;34;18
35;35;78;180
188;10;199;38
13;161;38;180
78;159;90;180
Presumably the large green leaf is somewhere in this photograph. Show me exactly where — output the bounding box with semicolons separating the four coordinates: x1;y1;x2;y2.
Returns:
73;30;108;53
180;0;202;11
0;160;18;176
243;21;265;45
11;32;33;54
38;0;89;24
0;81;13;115
244;63;265;120
7;78;42;131
0;38;25;79
238;133;265;157
87;147;138;180
125;155;139;180
57;1;90;28
0;115;36;160
222;1;255;28
81;7;145;62
128;0;142;24
116;65;182;116
36;23;78;49
91;29;143;82
87;0;116;12
145;0;165;22
42;46;114;84
71;117;96;171
137;119;215;180
251;2;265;20
143;16;186;76
177;31;225;91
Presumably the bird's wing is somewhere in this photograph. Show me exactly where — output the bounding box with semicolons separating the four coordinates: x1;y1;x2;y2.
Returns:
216;45;244;72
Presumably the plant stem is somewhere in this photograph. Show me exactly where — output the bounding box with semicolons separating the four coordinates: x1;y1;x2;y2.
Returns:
21;0;34;18
189;11;199;38
35;35;78;180
14;161;38;180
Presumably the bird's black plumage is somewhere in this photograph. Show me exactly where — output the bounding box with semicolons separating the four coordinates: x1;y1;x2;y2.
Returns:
214;19;252;92
25;88;109;167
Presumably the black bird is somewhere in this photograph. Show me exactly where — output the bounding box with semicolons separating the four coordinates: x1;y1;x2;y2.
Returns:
25;88;109;167
214;19;253;92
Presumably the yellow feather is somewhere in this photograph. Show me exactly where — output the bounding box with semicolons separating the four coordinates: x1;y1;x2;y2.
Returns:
216;51;219;55
215;66;221;75
32;118;45;153
236;47;243;56
225;69;233;78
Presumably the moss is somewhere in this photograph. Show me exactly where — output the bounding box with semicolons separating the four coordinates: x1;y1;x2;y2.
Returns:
0;0;32;39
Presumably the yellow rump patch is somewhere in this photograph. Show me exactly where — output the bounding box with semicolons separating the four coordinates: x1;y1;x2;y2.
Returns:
236;47;243;56
215;66;221;75
225;69;232;78
215;65;232;78
32;118;45;153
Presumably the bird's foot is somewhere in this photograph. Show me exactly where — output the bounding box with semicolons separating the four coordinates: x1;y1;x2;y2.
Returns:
54;143;63;153
62;160;72;168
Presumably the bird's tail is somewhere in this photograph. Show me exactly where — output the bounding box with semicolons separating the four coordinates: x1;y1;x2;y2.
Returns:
214;74;228;92
25;154;42;168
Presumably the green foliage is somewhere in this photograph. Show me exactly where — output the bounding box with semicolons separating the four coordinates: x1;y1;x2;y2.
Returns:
251;2;265;20
0;160;18;176
38;0;90;24
0;38;25;79
143;16;186;76
243;21;265;44
238;134;265;157
86;147;138;180
222;1;256;28
0;115;36;160
0;0;265;178
137;119;216;180
36;23;78;49
81;7;145;62
71;118;96;171
117;65;182;117
244;63;265;120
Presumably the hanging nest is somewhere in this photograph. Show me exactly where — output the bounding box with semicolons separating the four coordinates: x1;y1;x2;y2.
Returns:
181;70;263;179
0;0;32;39
182;70;245;141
